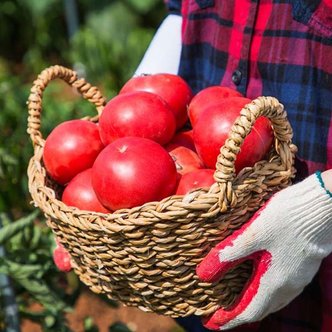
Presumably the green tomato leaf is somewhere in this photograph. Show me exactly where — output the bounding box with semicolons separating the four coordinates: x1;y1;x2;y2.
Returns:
17;277;69;313
0;257;50;279
0;210;39;245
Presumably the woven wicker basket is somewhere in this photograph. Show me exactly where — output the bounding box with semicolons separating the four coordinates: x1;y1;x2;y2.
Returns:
27;65;297;318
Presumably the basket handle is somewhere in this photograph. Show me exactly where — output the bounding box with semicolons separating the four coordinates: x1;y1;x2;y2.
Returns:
27;65;106;147
214;96;295;211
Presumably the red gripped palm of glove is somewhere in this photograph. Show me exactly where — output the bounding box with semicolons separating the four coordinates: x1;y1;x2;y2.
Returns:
196;173;332;330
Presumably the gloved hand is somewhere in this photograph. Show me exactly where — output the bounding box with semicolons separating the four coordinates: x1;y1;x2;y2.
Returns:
196;172;332;330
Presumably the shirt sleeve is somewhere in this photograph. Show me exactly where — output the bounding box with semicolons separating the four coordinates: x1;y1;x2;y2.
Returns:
164;0;182;15
134;14;182;76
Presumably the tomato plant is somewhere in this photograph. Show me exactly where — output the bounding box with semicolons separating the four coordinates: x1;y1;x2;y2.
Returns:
119;73;193;130
43;120;104;185
92;137;178;210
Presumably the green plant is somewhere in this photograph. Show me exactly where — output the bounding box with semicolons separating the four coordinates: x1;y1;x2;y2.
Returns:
0;211;71;330
68;1;165;95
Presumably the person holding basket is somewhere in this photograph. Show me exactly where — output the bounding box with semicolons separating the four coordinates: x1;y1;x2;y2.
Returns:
135;1;332;331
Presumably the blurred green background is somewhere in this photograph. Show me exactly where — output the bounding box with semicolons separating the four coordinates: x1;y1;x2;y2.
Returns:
0;1;184;331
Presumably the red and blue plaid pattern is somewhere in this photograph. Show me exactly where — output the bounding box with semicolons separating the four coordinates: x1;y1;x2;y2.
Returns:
165;0;332;331
167;0;332;174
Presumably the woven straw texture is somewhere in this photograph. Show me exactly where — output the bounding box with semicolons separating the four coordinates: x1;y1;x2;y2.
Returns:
27;65;297;318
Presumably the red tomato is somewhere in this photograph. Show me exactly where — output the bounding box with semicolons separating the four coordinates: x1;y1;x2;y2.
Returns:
176;169;215;195
62;168;110;213
92;137;178;210
53;239;72;272
119;73;193;130
99;91;176;146
235;117;274;172
193;97;274;173
43;120;104;185
167;129;196;151
188;86;243;126
166;145;204;175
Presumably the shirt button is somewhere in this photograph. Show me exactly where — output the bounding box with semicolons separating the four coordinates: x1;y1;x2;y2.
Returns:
232;70;242;85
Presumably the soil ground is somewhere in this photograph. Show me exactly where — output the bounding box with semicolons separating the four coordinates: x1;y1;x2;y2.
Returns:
21;287;184;332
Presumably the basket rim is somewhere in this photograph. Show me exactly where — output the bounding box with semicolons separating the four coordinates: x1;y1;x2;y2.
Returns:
28;140;296;231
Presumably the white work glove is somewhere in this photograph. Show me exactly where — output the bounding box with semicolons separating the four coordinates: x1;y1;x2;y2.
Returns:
196;172;332;330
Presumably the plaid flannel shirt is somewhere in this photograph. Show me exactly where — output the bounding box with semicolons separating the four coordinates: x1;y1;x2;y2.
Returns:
165;0;332;331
